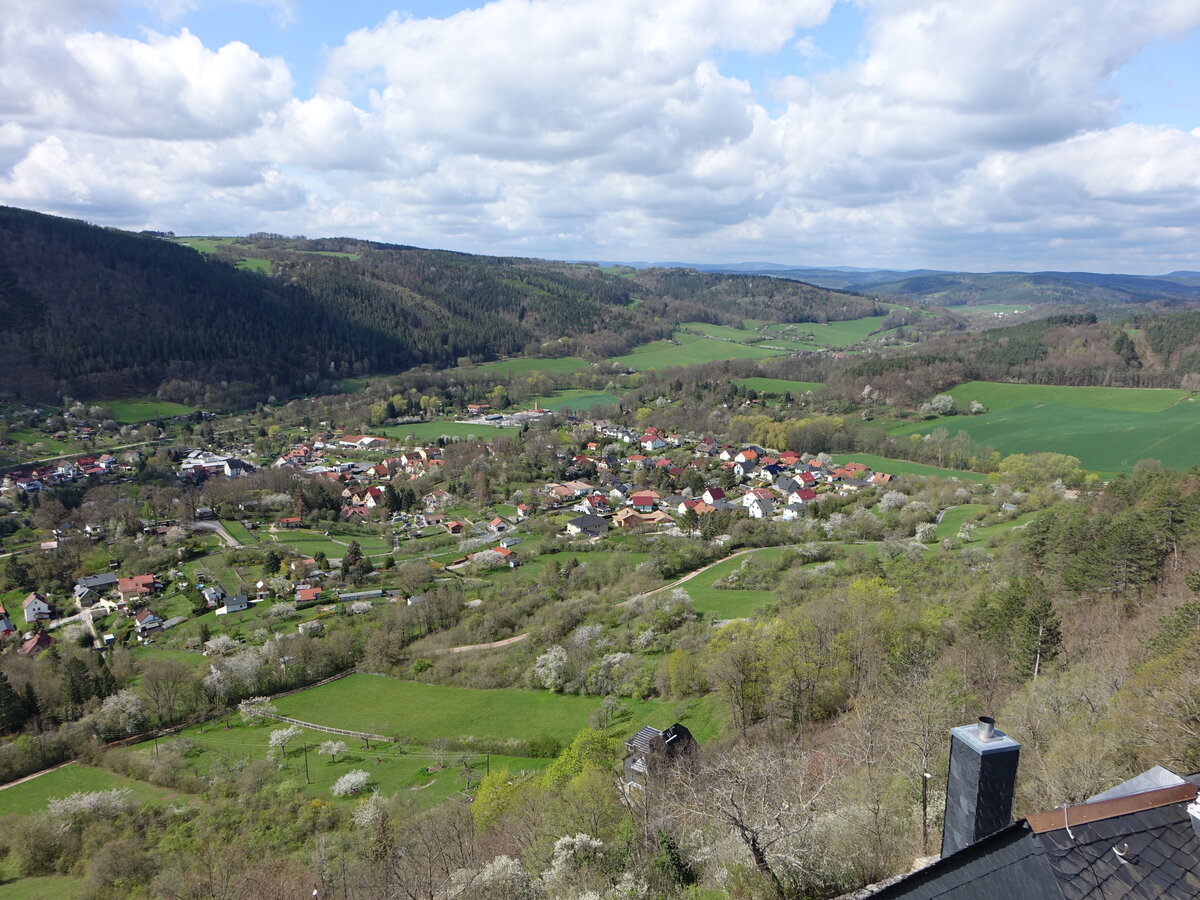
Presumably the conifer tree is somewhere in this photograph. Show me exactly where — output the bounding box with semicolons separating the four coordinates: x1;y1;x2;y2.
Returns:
0;671;27;734
1013;595;1063;681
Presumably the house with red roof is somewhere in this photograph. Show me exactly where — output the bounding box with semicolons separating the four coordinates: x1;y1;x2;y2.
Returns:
20;631;55;657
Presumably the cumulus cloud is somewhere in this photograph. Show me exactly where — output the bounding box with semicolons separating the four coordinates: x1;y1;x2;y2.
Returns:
1;0;1199;271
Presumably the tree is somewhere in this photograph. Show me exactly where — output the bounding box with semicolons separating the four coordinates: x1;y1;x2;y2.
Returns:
341;541;363;576
319;739;348;763
267;724;302;758
1013;596;1063;681
261;549;281;577
140;659;195;725
60;657;94;720
332;769;371;796
704;622;770;735
0;671;28;734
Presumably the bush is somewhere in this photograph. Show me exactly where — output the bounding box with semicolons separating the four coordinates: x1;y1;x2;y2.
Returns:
331;769;371;797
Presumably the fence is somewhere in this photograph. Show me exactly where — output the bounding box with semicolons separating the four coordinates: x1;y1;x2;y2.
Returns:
265;714;394;744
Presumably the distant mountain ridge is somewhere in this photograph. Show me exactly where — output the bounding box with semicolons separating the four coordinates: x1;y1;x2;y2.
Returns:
0;206;875;405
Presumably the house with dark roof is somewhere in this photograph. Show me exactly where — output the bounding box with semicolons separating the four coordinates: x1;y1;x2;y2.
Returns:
623;722;697;791
565;514;609;538
871;717;1200;899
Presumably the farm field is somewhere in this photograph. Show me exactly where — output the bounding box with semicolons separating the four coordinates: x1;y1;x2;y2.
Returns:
103;398;198;423
679;321;765;342
830;453;989;483
525;389;622;412
736;378;824;395
272;674;724;744
382;422;513;441
0;764;173;819
220;519;258;545
608;332;788;370
761;315;896;349
472;357;591;377
890;382;1200;473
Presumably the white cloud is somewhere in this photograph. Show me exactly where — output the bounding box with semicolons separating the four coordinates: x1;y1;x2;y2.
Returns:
1;0;1200;271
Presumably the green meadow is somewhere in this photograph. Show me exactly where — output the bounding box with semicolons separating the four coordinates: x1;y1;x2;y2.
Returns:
104;398;197;423
272;674;723;744
759;316;897;349
525;389;622;412
830;453;989;483
679;321;766;342
890;382;1200;473
676;547;792;620
382;421;513;441
0;765;173;819
472;357;591;377
935;504;988;540
608;332;788;370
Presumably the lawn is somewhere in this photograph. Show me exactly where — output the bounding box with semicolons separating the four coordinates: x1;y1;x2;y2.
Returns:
889;382;1200;473
382;422;513;441
525;390;622;413
272;674;723;744
830;453;989;483
103;398;197;423
472;357;591;377
265;527;390;559
0;764;173;819
608;332;789;371
736;378;824;396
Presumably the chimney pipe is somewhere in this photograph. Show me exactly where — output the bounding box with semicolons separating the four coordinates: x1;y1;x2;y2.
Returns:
941;717;1020;858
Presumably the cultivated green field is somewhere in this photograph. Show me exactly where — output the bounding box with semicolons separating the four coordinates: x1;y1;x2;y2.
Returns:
736;378;824;395
272;674;723;744
759;316;897;349
680;321;765;342
220;520;258;546
0;764;172;819
382;422;513;441
104;398;198;423
266;527;391;559
526;390;622;412
890;382;1200;473
609;332;788;370
472;357;591;377
830;453;989;483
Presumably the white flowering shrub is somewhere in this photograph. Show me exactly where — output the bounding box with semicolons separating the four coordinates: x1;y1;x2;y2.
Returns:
348;601;372;614
351;791;389;829
332;769;371;797
238;696;278;725
915;523;938;543
205;634;239;655
631;628;657;650
48;789;134;830
544;833;605;885
878;490;907;512
100;689;145;733
269;601;297;619
533;645;567;691
570;623;604;647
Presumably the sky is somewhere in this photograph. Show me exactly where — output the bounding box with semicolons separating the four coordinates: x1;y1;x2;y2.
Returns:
2;0;1200;273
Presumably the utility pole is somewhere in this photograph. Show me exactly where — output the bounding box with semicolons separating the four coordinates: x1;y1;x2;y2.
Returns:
486;751;490;776
154;735;159;760
303;742;310;784
922;772;932;855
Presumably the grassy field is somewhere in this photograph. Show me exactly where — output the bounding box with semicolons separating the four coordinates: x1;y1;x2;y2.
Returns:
236;257;271;273
382;422;513;441
104;398;198;423
677;547;792;620
679;321;765;342
0;764;172;819
265;527;391;559
0;876;85;898
889;382;1200;473
760;316;896;349
935;504;988;540
220;520;258;546
830;453;989;483
472;357;591;377
272;674;723;744
525;390;622;412
608;332;788;370
735;378;824;395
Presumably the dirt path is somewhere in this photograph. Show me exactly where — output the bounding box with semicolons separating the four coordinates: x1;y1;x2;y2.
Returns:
428;633;530;655
0;760;75;792
622;546;766;605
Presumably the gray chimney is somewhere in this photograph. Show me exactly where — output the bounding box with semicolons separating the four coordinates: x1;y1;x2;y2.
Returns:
941;716;1020;857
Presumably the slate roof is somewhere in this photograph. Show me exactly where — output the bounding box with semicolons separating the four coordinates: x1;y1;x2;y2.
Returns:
873;774;1200;900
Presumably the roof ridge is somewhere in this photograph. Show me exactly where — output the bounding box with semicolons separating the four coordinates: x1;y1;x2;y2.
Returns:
1027;782;1198;834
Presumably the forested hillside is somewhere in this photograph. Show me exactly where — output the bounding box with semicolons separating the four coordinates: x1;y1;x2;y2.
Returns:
0;206;877;405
